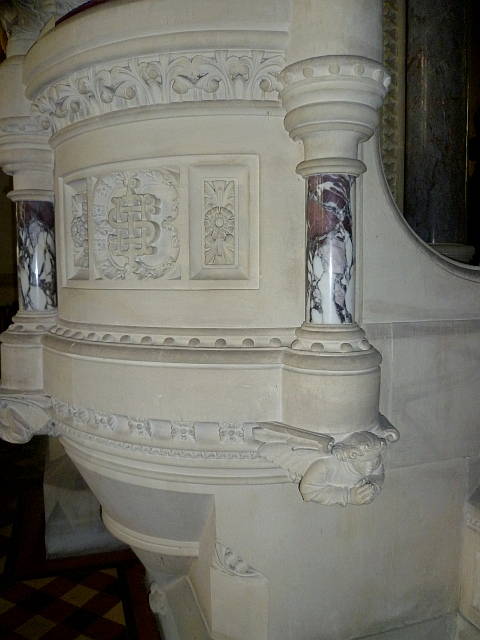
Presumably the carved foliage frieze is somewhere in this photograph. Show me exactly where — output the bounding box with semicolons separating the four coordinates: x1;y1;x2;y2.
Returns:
61;156;259;289
33;50;284;133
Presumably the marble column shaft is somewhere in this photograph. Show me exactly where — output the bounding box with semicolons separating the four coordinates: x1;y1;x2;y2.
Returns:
16;200;57;312
306;174;354;325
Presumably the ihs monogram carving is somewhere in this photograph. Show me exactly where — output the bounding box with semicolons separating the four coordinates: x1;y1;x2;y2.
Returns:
92;170;180;280
204;180;236;266
33;50;284;133
108;177;159;267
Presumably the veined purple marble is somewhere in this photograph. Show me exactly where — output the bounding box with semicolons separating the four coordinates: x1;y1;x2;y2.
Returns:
16;201;57;311
306;174;354;324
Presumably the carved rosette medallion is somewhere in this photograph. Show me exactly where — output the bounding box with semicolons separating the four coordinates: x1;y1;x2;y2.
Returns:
92;170;179;280
204;179;236;266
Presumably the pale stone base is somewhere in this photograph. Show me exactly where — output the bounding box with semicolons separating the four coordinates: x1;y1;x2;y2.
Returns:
151;604;480;640
356;615;480;640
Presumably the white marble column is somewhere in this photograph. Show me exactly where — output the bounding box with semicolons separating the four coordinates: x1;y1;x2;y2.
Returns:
280;53;389;348
305;173;355;324
13;196;56;313
0;187;56;391
0;53;55;389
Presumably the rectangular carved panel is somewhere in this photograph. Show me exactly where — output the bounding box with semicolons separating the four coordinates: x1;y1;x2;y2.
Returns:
64;178;88;280
60;155;258;289
204;179;237;267
189;161;256;282
92;169;180;281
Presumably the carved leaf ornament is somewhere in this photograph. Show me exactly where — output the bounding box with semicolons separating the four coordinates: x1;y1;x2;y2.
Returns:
33;50;285;132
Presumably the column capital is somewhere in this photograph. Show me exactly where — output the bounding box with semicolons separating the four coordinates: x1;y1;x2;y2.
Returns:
280;55;390;176
7;188;54;202
0;118;53;193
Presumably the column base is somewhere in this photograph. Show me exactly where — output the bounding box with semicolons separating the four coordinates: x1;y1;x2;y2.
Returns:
291;322;372;353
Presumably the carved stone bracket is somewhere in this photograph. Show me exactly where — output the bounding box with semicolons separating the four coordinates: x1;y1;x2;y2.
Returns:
254;417;399;507
0;392;56;443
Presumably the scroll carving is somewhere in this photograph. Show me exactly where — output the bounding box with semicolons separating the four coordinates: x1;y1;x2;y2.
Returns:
214;542;263;578
33;50;284;133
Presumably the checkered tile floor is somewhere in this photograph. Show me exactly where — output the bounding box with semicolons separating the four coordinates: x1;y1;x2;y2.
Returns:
0;569;127;640
0;439;162;640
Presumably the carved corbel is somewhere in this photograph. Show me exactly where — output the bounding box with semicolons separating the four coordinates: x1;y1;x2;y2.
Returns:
254;418;399;507
0;393;56;443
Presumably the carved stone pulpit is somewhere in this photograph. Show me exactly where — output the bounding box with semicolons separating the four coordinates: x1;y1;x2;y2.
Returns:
1;2;480;639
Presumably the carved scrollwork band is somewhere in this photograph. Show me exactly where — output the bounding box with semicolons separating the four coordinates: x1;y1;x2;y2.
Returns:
32;49;284;133
0;392;399;506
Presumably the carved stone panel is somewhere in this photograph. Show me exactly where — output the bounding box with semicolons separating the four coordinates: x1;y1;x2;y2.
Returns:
92;169;180;281
204;179;237;267
189;162;256;282
64;179;88;280
60;155;258;289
